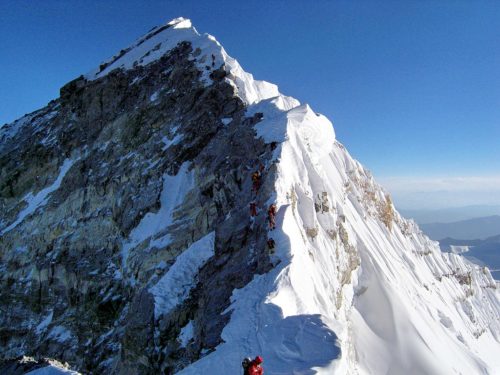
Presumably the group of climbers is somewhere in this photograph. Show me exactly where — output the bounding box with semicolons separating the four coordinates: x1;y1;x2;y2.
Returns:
248;161;277;253
241;163;275;373
249;201;276;231
242;356;264;374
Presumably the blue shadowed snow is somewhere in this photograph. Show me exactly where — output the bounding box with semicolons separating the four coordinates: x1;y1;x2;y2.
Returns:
25;364;80;375
259;311;341;374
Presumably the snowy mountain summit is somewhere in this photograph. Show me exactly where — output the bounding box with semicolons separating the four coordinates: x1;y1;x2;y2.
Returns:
1;17;499;375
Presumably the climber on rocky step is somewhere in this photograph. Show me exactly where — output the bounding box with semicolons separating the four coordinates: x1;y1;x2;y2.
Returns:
250;201;257;217
268;203;277;230
267;238;275;250
252;171;261;192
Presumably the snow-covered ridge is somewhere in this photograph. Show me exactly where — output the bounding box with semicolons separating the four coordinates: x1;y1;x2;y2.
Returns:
86;17;283;107
176;40;500;372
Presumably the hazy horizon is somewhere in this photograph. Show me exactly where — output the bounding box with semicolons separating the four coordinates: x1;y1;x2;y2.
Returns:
380;175;500;212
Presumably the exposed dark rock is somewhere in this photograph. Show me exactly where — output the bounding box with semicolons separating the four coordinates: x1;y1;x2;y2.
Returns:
0;36;275;374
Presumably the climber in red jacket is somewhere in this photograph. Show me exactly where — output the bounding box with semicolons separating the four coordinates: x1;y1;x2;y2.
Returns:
268;204;277;230
247;356;264;375
250;201;257;217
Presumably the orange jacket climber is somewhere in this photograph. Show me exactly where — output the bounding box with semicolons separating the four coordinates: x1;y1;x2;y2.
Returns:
252;171;261;192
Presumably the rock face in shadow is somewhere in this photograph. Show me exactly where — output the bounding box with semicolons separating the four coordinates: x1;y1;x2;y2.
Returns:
0;40;276;374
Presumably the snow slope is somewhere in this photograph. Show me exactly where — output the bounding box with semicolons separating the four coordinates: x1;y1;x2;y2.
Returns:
53;17;500;374
120;163;194;273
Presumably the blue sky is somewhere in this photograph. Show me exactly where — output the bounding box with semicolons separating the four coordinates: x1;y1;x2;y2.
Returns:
1;1;499;210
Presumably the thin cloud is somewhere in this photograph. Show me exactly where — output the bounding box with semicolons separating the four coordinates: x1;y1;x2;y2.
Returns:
377;176;500;209
379;176;500;193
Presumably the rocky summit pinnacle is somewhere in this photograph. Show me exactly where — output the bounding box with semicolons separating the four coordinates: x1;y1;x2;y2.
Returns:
1;18;499;375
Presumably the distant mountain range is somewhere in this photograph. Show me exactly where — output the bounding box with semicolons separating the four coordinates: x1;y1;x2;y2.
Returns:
400;205;500;224
419;216;500;280
419;215;500;240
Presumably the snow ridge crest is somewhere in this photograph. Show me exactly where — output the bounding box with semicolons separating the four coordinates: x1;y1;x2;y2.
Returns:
86;17;285;108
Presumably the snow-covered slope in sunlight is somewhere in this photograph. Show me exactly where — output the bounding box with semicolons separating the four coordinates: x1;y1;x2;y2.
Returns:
174;44;500;373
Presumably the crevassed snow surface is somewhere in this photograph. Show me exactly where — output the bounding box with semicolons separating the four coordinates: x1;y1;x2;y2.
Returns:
1;158;76;235
149;232;215;320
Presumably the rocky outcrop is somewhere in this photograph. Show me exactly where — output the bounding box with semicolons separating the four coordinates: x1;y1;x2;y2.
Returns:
0;30;276;374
